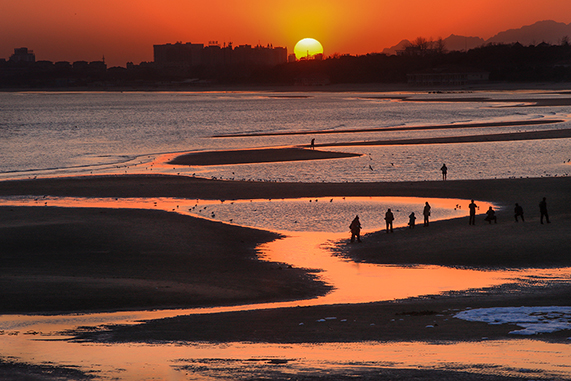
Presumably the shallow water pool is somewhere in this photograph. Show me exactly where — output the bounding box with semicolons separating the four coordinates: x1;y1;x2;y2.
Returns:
1;195;570;379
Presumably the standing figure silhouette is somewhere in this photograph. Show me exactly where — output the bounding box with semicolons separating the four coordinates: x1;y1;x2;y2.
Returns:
440;163;448;180
408;212;416;229
385;209;395;233
423;202;431;227
539;197;550;224
468;200;478;225
514;203;524;222
349;215;362;243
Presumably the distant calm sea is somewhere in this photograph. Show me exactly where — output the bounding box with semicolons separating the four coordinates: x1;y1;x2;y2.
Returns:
1;90;570;182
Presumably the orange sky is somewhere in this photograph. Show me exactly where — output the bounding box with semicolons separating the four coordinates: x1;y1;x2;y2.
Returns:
3;0;571;67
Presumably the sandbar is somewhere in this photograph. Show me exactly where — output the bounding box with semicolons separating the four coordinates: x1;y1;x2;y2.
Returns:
168;147;360;166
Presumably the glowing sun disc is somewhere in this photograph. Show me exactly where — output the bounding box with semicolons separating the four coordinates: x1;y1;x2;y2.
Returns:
294;38;324;59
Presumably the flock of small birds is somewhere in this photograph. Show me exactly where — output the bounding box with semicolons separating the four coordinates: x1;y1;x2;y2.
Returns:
17;155;571;218
21;156;571;182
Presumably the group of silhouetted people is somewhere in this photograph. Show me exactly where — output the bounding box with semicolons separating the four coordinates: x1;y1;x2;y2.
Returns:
346;163;554;242
505;197;549;224
348;201;431;242
407;203;431;229
468;198;551;226
386;201;431;233
349;197;551;242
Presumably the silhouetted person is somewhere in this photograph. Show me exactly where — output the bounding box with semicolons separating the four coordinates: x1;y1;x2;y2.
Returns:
310;138;315;150
440;164;448;180
423;202;431;226
484;206;497;224
468;200;478;225
539;197;550;224
514;203;524;222
349;215;362;243
408;212;416;229
385;209;394;233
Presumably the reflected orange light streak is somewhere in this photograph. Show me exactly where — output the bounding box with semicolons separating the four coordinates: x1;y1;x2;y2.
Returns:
1;194;571;378
258;232;512;305
0;194;538;309
0;195;490;233
1;333;571;380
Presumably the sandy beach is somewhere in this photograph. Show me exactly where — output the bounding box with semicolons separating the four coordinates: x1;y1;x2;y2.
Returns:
1;126;571;379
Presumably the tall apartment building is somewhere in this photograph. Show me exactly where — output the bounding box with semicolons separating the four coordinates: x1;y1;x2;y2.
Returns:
153;42;287;75
10;47;35;63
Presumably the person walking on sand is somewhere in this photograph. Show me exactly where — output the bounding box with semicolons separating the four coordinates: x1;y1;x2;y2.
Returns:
349;215;362;243
514;203;524;222
310;138;315;150
408;212;416;229
484;206;497;224
385;208;395;233
468;200;478;225
423;202;431;227
440;163;448;180
539;197;550;224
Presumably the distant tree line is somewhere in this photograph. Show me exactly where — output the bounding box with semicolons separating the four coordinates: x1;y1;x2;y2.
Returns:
2;40;571;88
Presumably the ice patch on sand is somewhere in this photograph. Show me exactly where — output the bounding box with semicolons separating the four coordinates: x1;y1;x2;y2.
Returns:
454;306;571;335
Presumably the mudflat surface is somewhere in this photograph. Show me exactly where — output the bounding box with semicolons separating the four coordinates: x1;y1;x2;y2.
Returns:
1;174;571;380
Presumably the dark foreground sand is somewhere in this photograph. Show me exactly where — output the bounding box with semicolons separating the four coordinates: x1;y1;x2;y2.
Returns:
1;173;571;380
1;175;570;315
0;206;329;314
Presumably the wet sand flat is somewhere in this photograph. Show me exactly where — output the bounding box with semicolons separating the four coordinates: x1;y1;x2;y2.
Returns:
366;95;571;107
1;174;571;379
324;127;571;147
212;118;563;138
1;175;570;310
177;125;571;164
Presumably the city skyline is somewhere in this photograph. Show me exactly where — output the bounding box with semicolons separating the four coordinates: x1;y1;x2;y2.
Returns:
3;0;571;67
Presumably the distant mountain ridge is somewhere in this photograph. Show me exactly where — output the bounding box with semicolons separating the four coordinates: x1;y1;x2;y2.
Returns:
486;20;571;45
381;20;571;55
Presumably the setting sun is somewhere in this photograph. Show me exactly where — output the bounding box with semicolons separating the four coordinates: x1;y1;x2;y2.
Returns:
294;38;324;60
